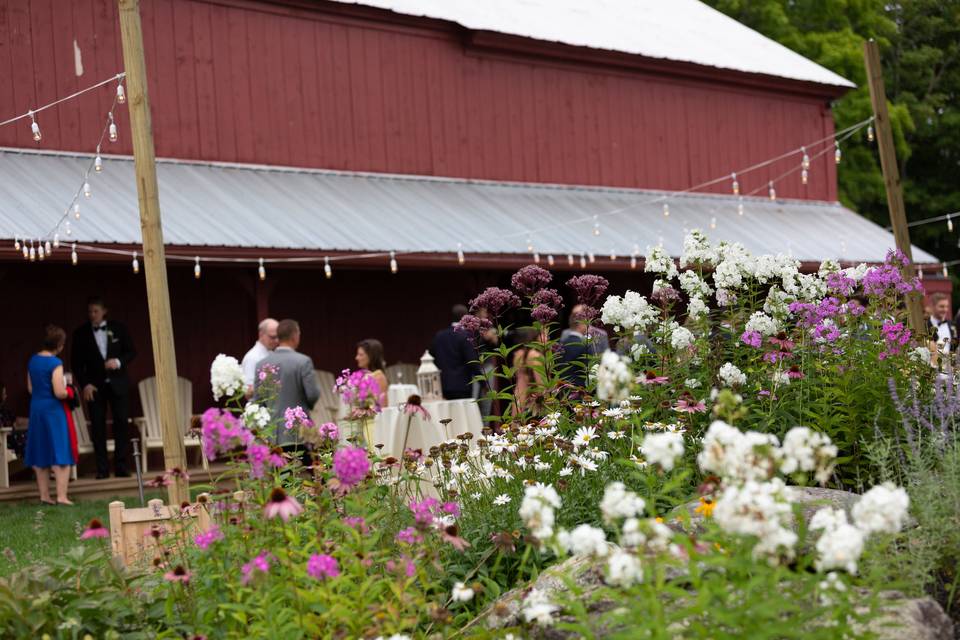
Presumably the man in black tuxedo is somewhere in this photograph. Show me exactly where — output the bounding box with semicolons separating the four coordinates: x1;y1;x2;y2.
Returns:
71;296;136;478
558;306;599;388
430;304;480;400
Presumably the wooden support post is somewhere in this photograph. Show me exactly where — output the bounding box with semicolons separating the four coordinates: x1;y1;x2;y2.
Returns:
118;0;187;505
863;39;925;336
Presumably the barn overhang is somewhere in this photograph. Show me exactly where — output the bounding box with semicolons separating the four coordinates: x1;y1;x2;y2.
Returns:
0;148;938;268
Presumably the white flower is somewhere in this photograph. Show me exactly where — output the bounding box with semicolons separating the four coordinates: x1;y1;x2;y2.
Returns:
809;507;848;534
558;524;609;557
451;581;474;602
680;230;717;267
493;494;512;506
570;454;599;474
600;291;657;332
815;523;865;574
640;432;684;471
909;346;931;365
605;549;643;587
374;635;412;640
540;412;561;427
522;588;559;626
242;402;271;429
818;572;847;605
596;351;633;403
745;311;780;337
686;296;709;322
600;482;646;524
210;354;244;401
713;478;797;561
678;270;713;298
669;324;695;350
713;259;743;290
607;430;626;440
559;466;573;477
718;362;746;387
572;425;598;449
780;427;837;484
519;483;561;541
851;483;910;535
698;420;782;483
602;407;624;419
644;244;678;279
684;378;702;389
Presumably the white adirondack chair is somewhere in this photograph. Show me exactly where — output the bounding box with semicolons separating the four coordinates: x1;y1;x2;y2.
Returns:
135;376;206;474
1;426;14;488
310;369;340;428
71;403;114;480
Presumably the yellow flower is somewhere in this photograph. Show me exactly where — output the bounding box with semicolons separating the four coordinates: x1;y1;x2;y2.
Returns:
694;496;715;518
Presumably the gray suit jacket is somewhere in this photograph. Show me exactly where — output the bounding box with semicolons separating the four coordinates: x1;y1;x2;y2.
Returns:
254;346;320;446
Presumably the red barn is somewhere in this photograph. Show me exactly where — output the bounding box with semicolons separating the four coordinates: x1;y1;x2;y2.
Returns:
0;0;939;418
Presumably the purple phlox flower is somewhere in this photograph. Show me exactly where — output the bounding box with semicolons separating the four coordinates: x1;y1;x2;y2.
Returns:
455;313;494;337
335;369;383;412
790;298;841;329
862;250;923;298
566;275;609;307
639;370;669;385
763;350;794;364
263;487;303;521
333;446;371;488
396;526;423;544
201;408;253;461
469;287;521;317
511;264;553;296
811;322;842;343
715;288;737;307
441;501;461;518
163;565;192;584
386;556;417;577
343;516;369;533
246;442;270;479
740;330;763;349
306;554;340;579
879;320;911;360
194;525;224;551
268;449;286;468
258;363;280;383
409;497;440;527
80;518;109;540
241;551;273;585
284;406;313;431
826;271;857;297
402;395;431;420
758;389;777;400
318;422;340;440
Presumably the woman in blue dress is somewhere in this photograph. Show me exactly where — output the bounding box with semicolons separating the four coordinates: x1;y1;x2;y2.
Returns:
25;325;74;505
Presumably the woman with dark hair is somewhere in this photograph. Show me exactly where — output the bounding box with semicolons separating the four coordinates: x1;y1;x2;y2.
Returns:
355;339;388;406
25;325;75;505
512;327;546;415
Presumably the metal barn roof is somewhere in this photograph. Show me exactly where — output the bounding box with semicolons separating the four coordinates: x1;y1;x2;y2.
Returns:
331;0;855;89
0;148;934;265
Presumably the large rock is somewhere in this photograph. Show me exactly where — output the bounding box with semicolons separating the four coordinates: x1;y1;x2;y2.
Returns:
864;591;955;640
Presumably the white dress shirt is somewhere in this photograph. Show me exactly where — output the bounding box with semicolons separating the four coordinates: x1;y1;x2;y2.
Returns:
242;341;270;389
931;317;953;353
93;322;108;360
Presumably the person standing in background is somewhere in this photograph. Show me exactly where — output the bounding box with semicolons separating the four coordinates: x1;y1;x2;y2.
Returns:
242;318;279;398
430;304;480;400
255;319;320;449
71;296;136;479
355;339;388;407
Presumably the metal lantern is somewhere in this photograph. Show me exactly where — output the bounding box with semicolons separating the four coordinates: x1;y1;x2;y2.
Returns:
417;350;443;401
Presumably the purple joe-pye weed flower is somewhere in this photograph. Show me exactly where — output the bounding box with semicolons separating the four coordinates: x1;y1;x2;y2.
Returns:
333;446;370;488
80;518;109;540
470;287;521;317
531;304;558;323
263;487;303;521
566;274;609;307
306;554;340;579
511;264;553;296
455;313;494;337
531;288;564;310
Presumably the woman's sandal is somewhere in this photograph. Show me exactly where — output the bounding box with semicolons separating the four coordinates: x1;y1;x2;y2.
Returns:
39;499;57;506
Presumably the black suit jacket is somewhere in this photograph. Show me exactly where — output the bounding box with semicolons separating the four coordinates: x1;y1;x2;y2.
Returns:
71;320;137;394
430;326;480;398
558;333;590;388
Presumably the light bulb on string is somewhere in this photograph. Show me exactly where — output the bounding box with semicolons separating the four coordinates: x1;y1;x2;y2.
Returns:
801;146;810;170
918;267;924;281
737;197;744;216
456;243;465;265
65;220;72;236
630;255;637;269
53;233;59;249
592;215;600;236
29;111;41;142
526;235;534;253
73;203;80;219
389;251;398;274
21;242;28;260
867;124;874;143
108;112;118;143
258;258;266;281
83;181;91;198
29;240;35;262
579;253;586;269
533;251;540;264
948;215;954;233
609;249;617;261
768;181;776;201
710;216;717;230
13;236;20;251
567;254;574;266
133;252;141;275
731;172;739;195
943;263;949;278
193;256;203;279
94;147;103;173
834;142;842;164
547;254;554;266
116;79;126;104
588;252;595;263
801;168;808;185
37;242;45;260
324;257;332;279
44;240;51;255
71;243;78;265
662;203;670;217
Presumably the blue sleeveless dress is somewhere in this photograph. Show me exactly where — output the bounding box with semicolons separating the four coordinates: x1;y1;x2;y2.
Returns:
24;354;74;467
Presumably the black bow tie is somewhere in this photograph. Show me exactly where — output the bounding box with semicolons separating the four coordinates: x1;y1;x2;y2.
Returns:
93;325;107;332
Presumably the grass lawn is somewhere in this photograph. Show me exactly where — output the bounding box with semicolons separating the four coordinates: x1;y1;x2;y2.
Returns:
0;492;167;576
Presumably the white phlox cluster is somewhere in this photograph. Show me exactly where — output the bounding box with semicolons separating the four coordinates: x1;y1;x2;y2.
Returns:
210;353;244;400
718;362;746;388
641;432;685;471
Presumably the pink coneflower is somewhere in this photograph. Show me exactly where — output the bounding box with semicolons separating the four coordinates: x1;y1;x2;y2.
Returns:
673;393;707;414
333;446;370;488
164;564;192;584
80;518;109;540
786;365;805;380
166;467;190;481
194;525;224;551
241;551;272;584
767;333;795;350
263;487;303;521
147;474;171;488
306;554;340;580
441;523;471;551
639;371;669;385
402;395;431;420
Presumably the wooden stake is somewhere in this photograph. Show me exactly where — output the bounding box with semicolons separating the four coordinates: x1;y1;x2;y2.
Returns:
863;39;925;336
117;0;187;506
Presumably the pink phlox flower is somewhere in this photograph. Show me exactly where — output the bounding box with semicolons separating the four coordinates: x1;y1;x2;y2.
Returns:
318;422;340;441
740;330;763;349
306;554;340;580
268;451;286;468
335;370;383;412
201;408;253;461
441;502;461;518
879;320;911;360
757;390;777;400
258;363;280;383
194;525;224;551
242;551;273;585
386;556;417;577
511;264;553;296
396;527;423;544
263;487;303;521
825;272;858;297
284;406;312;431
409;497;440;527
246;442;270;479
333;446;371;487
763;350;794;364
80;519;109;540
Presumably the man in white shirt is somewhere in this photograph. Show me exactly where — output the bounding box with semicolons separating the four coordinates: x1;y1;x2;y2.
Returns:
928;293;956;354
242;318;279;397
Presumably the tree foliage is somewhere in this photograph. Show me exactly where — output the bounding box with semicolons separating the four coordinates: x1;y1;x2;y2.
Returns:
705;0;960;276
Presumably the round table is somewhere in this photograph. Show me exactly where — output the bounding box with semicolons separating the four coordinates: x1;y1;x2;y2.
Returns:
387;383;419;407
366;398;484;457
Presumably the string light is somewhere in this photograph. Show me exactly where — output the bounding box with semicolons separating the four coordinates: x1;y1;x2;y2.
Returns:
53;233;59;249
731;172;739;195
13;236;20;251
324;257;332;279
29;240;35;262
533;251;540;264
943;263;949;278
592;215;600;236
73;203;80;219
547;254;555;266
116;79;126;104
37;242;45;260
83;181;91;198
630;255;637;269
710;216;717;230
588;252;595;263
918;267;924;281
567;254;574;266
768;181;776;201
193;256;201;279
389;251;398;274
94;147;103;173
65;220;72;236
866;124;874;142
21;241;28;260
579;252;586;269
662;203;670;217
456;243;465;265
801;168;808;185
70;243;78;265
258;258;265;281
133;251;140;274
834;142;842;164
29;111;41;142
44;240;51;255
526;235;534;252
801;147;810;170
947;214;954;233
737;197;744;216
108;112;117;143
609;249;617;261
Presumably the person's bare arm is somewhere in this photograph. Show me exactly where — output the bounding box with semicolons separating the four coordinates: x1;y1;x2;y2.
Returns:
51;365;68;400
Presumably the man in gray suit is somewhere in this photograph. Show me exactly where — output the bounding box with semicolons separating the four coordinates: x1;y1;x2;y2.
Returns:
254;319;320;448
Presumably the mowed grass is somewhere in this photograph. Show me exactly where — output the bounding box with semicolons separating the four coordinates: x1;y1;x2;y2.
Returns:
0;492;166;576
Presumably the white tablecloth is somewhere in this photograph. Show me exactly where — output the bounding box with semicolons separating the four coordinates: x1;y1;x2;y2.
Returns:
387;383;420;407
339;399;483;457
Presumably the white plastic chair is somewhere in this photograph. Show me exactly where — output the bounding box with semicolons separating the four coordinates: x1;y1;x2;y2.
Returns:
135;376;206;473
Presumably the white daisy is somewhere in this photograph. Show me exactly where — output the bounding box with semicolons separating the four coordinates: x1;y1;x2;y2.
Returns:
493;494;512;506
607;430;626;440
573;426;598;448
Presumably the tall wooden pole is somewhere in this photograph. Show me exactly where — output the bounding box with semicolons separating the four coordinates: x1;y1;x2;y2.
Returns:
117;0;187;505
863;39;925;336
